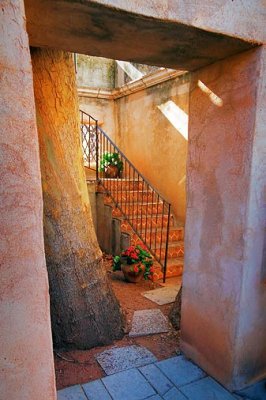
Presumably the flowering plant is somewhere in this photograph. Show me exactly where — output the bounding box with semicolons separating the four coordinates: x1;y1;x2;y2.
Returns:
113;245;154;280
99;152;123;173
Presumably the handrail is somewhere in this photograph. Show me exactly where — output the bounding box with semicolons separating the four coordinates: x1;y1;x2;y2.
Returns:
80;109;171;282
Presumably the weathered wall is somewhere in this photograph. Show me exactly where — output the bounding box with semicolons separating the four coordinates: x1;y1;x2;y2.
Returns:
181;47;266;390
77;55;115;89
115;74;189;222
0;1;56;399
25;0;257;71
234;45;266;388
95;0;266;43
79;96;116;139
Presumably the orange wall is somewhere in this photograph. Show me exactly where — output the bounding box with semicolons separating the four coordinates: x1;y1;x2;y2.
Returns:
115;74;189;222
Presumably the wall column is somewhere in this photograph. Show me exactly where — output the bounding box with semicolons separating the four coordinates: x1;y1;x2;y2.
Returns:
181;46;266;390
0;1;56;399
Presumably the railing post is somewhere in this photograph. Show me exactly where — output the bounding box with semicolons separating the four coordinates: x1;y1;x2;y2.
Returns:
163;204;171;283
96;119;99;181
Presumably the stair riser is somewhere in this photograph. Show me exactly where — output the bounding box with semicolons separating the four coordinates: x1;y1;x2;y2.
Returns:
112;192;158;203
152;264;183;281
130;229;184;244
121;217;174;230
112;203;164;217
101;180;144;191
155;247;184;259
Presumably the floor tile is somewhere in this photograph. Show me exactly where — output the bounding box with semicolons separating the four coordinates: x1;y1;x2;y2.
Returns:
82;379;112;399
235;379;266;400
163;387;187;400
139;363;173;395
57;385;87;400
129;309;169;337
156;355;206;387
102;368;156;400
96;345;157;375
144;395;163;400
180;377;236;399
142;286;181;305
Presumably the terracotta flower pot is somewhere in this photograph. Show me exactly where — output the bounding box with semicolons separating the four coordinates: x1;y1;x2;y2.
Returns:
121;263;144;283
105;165;119;178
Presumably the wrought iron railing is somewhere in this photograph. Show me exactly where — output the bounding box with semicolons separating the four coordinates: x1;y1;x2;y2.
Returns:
80;109;171;282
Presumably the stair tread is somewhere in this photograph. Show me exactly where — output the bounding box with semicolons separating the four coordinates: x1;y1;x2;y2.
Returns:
121;223;184;231
153;258;184;267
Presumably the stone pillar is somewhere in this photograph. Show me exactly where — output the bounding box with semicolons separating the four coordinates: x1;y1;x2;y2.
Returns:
181;46;266;390
0;2;56;399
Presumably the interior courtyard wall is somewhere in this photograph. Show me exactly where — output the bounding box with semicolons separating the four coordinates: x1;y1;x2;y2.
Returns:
115;74;189;222
181;46;266;390
79;96;116;140
77;55;115;89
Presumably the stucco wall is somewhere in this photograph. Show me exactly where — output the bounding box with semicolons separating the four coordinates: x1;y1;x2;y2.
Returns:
77;55;115;89
181;47;266;390
95;0;265;43
0;1;56;399
79;96;116;140
234;45;266;387
115;74;189;222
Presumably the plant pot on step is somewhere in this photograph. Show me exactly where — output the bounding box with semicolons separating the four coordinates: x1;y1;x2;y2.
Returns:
105;165;119;178
121;263;144;283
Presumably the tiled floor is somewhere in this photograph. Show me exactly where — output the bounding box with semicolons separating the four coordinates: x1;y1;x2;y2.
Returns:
57;355;266;400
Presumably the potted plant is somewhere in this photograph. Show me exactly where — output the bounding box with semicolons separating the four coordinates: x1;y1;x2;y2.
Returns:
99;152;123;178
113;245;154;283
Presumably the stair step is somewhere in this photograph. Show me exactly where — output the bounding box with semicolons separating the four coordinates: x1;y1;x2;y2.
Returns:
100;178;144;191
111;203;165;217
152;258;184;281
111;190;157;203
119;214;175;229
129;227;184;244
155;242;184;259
121;220;183;238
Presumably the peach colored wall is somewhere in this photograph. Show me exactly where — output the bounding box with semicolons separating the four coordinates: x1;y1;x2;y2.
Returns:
115;74;189;222
95;0;265;43
79;96;116;140
0;2;56;399
181;47;266;390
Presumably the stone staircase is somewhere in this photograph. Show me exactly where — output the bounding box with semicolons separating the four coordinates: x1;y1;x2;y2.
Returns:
100;178;184;281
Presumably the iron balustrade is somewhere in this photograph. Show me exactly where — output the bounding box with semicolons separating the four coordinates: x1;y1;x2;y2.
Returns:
80;109;171;282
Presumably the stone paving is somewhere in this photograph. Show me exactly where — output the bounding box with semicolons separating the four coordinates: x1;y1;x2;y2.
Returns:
96;345;157;375
57;354;266;400
142;286;181;306
129;309;169;337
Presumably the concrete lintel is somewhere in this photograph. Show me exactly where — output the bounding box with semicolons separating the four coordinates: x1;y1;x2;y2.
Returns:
25;0;257;72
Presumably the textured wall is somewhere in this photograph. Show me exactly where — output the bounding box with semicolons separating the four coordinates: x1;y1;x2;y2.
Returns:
115;74;189;222
77;55;115;89
181;47;266;390
0;1;56;399
79;96;116;140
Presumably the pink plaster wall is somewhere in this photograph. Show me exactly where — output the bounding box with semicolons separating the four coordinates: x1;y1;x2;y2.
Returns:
181;47;266;390
0;1;56;399
234;45;266;387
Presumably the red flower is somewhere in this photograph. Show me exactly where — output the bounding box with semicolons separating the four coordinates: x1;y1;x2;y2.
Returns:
133;265;139;273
